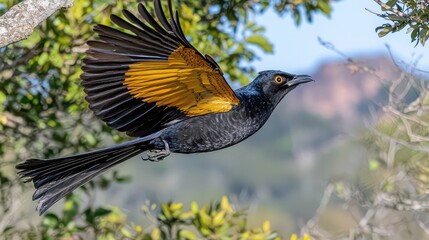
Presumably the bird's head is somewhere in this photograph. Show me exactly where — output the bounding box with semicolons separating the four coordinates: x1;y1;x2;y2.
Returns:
253;70;314;105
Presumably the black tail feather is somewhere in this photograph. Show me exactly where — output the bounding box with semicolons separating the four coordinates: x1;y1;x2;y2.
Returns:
16;138;152;215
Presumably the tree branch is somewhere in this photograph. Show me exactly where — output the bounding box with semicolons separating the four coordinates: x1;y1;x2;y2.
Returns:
372;0;408;18
0;0;74;47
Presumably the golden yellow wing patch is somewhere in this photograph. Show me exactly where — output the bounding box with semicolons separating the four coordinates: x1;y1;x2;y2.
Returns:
124;45;239;117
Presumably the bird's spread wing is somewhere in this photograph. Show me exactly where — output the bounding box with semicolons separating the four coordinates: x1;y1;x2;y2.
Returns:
81;0;239;137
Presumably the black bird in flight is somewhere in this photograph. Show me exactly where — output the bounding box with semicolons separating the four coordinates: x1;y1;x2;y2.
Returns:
17;0;313;214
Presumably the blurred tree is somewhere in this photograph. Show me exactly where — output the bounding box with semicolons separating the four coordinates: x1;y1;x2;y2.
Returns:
298;56;429;239
369;0;429;46
0;0;335;238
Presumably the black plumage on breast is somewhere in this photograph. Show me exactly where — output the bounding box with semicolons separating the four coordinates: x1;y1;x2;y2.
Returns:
152;89;274;153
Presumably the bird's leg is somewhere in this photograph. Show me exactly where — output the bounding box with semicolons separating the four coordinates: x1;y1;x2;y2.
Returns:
141;140;170;162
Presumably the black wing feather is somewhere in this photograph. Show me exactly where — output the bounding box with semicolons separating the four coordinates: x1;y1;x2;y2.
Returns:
82;0;206;137
137;3;171;36
121;9;178;48
155;0;172;31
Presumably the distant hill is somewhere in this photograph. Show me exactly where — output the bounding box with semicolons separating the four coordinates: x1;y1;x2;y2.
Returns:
287;55;401;124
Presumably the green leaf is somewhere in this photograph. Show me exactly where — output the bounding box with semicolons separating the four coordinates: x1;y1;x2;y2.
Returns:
293;10;301;25
63;194;80;223
420;28;427;46
47;119;59;128
253;26;266;34
385;182;395;192
198;209;211;227
0;91;6;111
191;201;199;214
95;207;112;217
151;227;161;240
21;31;41;48
317;1;331;16
179;229;198;240
245;34;273;53
387;14;405;21
369;159;380;171
386;0;397;7
49;50;64;68
84;133;97;146
377;28;391;37
120;227;132;238
84;208;95;224
0;172;10;184
113;171;132;183
37;52;49;66
213;210;225;227
42;213;60;229
161;203;173;220
411;28;419;41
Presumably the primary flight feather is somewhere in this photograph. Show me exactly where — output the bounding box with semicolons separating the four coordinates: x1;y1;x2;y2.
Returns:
16;0;313;215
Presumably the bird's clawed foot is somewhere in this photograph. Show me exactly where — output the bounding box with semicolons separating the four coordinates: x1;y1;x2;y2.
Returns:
142;140;170;162
144;149;170;162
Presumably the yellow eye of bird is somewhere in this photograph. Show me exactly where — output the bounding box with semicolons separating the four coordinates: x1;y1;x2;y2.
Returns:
274;75;283;84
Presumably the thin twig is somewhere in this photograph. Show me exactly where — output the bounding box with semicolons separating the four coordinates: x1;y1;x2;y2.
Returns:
372;0;409;17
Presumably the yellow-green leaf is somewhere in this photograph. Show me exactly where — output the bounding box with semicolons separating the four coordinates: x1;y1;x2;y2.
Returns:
151;227;161;240
213;210;225;227
179;229;197;240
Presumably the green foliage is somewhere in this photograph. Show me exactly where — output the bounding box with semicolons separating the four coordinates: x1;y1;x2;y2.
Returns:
274;0;333;24
153;196;280;239
2;195;281;239
370;0;429;46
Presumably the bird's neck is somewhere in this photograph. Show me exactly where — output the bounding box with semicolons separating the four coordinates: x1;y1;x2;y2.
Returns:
234;85;276;124
235;83;274;108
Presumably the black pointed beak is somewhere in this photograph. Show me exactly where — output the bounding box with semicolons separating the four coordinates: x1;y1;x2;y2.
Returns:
285;75;314;87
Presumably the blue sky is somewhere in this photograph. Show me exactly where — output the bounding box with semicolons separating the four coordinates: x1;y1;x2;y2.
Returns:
254;1;428;74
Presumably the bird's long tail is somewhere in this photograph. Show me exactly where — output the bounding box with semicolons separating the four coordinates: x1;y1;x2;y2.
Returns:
16;136;155;215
